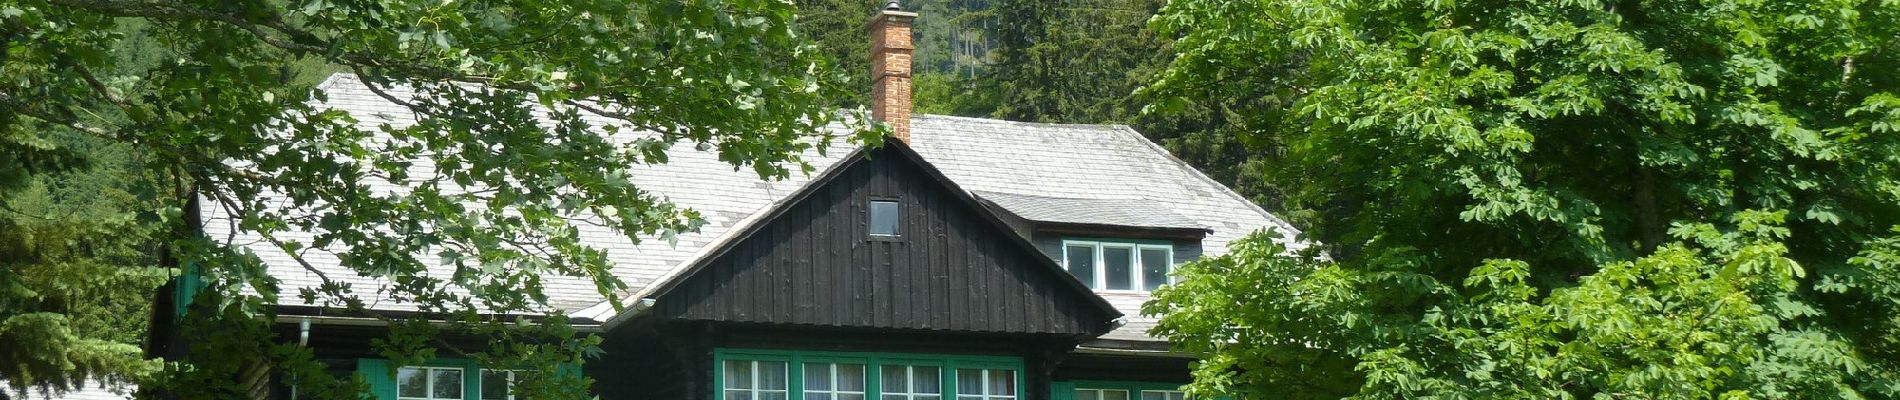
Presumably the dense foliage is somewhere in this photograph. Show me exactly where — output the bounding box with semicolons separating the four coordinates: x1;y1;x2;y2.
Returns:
1;0;865;397
1144;0;1900;398
0;127;166;399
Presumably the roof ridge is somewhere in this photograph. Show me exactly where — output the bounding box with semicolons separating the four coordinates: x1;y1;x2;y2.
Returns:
912;114;1132;131
971;190;1146;202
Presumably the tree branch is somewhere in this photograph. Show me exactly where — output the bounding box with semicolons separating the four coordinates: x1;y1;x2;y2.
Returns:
0;89;119;138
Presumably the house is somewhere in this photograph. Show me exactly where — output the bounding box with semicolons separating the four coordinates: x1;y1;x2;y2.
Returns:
147;4;1303;400
3;380;136;400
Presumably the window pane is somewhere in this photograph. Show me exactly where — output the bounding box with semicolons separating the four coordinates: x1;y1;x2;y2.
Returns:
1100;390;1126;400
1065;245;1096;288
1141;247;1171;291
881;366;908;392
1104;246;1133;290
1077;390;1099;400
956;369;982;395
480;370;510;400
838;364;866;392
726;361;754;389
841;394;865;400
398;368;428;398
728;390;755;400
762;392;789;400
432;369;463;399
1139;391;1182;400
988;370;1014;395
913;367;940;393
759;361;789;390
812;394;835;400
870;200;900;236
805;364;832;391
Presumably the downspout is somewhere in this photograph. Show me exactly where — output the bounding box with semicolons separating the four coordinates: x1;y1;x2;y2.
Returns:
293;317;310;400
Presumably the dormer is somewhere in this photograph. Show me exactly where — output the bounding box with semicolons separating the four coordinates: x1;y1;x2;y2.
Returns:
972;191;1210;294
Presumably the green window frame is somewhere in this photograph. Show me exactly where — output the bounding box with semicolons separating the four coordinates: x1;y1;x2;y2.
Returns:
1059;238;1176;293
1052;380;1188;400
714;349;1024;400
357;358;576;400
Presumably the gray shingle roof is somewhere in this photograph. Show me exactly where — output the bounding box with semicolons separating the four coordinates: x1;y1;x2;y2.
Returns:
973;191;1206;231
905;115;1305;342
4;380;135;400
208;74;1305;344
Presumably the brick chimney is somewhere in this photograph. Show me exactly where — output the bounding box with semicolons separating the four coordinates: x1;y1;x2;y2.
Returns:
869;1;917;143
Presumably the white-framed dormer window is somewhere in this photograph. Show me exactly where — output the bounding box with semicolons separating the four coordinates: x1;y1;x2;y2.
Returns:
1060;239;1174;292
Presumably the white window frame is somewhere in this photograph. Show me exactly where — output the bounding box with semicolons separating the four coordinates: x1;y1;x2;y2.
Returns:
1138;390;1186;400
880;365;942;400
1076;388;1130;400
724;359;791;400
1060;239;1175;293
804;362;867;400
953;368;1016;400
397;366;465;400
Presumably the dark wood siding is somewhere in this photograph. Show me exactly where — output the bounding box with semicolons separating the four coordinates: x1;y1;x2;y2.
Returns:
654;151;1114;335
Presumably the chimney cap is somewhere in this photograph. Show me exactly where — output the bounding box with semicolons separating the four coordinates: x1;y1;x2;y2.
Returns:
884;0;900;10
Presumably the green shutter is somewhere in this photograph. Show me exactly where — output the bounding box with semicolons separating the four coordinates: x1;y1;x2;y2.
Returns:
1050;381;1076;400
358;358;396;400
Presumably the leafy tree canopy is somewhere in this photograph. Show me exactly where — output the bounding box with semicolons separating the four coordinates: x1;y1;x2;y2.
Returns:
1144;0;1900;398
1;0;868;397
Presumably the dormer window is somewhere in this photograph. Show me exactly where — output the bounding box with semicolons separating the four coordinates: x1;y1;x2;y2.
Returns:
1060;239;1174;292
869;199;901;237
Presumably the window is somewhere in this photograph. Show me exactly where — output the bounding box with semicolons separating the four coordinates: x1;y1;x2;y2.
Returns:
398;366;463;400
1061;240;1174;292
363;359;573;400
806;363;867;400
397;366;522;400
954;369;1015;400
724;360;791;400
1138;391;1185;400
880;365;941;400
1076;389;1129;400
869;199;901;237
479;370;516;400
1062;382;1190;400
717;350;1020;400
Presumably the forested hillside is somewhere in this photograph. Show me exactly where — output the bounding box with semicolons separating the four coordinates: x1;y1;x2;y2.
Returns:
795;0;1294;219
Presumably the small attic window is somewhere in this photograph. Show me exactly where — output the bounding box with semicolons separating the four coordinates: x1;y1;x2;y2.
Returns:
869;199;901;237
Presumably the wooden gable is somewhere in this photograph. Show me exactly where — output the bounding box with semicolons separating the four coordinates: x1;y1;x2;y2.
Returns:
647;141;1120;336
